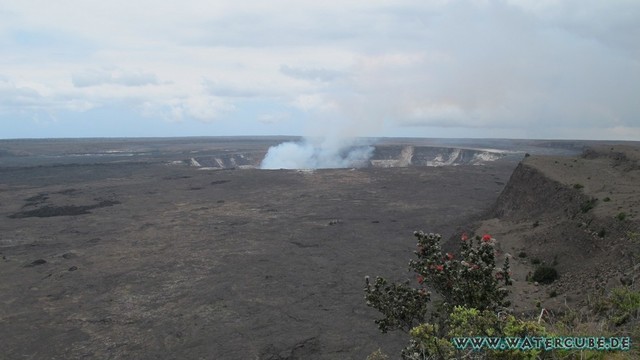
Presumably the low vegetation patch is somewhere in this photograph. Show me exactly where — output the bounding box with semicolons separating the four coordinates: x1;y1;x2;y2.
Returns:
593;287;640;327
365;232;515;358
364;230;639;359
580;197;598;213
532;266;559;284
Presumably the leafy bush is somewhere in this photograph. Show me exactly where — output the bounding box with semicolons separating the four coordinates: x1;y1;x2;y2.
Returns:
617;212;627;221
407;232;512;312
364;232;513;358
532;266;559;284
604;287;640;326
573;183;584;189
598;228;607;238
403;306;549;359
580;198;598;213
363;277;430;333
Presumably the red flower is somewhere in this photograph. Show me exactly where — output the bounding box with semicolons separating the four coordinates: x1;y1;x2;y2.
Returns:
461;233;469;241
435;265;444;272
482;234;492;242
445;253;454;261
417;275;424;284
471;264;479;270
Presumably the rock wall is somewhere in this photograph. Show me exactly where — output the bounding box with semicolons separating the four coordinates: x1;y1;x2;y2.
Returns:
188;145;511;169
490;162;589;221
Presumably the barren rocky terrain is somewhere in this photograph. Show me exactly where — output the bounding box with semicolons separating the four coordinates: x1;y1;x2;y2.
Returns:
1;137;637;359
478;145;640;320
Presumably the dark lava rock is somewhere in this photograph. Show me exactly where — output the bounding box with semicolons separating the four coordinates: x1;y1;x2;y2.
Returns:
25;259;47;267
620;276;633;286
68;266;78;272
9;200;120;218
62;253;77;259
211;180;230;185
24;193;49;203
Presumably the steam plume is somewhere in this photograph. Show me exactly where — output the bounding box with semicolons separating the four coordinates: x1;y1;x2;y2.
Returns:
260;137;374;169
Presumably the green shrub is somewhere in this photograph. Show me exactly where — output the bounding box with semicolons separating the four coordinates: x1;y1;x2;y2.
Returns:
617;212;627;221
573;183;584;189
603;197;611;202
518;251;527;258
403;306;549;359
531;258;541;265
580;198;598;213
364;232;513;358
532;266;559;284
608;287;640;326
364;277;431;333
592;287;640;327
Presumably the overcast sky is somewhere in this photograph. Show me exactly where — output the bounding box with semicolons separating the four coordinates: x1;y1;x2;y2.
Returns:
1;0;639;140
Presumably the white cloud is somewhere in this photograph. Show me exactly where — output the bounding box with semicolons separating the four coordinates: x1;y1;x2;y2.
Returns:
291;94;336;112
279;65;345;82
72;67;159;87
257;112;290;125
0;76;94;114
0;77;44;110
0;0;638;139
202;79;266;98
141;95;233;123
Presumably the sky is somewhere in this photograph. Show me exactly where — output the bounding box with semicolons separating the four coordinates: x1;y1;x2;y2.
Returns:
1;0;639;140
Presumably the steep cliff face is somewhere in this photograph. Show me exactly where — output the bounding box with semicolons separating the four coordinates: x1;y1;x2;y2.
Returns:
371;145;508;167
491;162;589;221
187;145;512;169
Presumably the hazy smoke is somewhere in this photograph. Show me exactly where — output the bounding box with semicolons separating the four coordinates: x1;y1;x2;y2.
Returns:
260;137;374;169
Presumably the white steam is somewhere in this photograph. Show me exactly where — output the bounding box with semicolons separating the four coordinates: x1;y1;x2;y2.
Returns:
260;137;374;169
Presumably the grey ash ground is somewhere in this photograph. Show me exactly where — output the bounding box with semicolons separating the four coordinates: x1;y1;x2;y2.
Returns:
0;137;634;359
